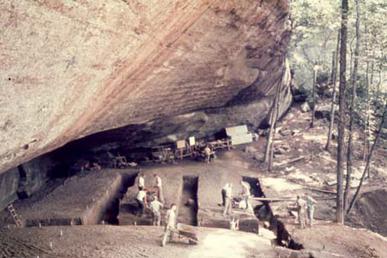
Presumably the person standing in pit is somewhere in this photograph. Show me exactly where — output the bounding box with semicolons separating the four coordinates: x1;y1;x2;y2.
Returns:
137;172;145;190
161;203;177;247
223;183;233;217
240;181;251;210
150;195;163;226
296;195;306;229
305;193;317;227
154;173;164;203
221;183;229;206
136;187;147;217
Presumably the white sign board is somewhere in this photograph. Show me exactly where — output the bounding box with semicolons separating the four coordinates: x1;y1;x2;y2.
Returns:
188;136;196;146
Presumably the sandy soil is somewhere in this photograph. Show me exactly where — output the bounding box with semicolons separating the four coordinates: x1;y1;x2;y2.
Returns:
234;103;387;233
0;225;292;258
292;224;387;258
1;101;386;258
1;224;385;258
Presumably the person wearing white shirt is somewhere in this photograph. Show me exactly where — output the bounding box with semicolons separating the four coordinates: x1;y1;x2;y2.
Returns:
137;173;145;190
154;173;164;203
150;196;163;226
161;204;177;246
305;193;317;226
223;184;233;217
136;187;147;216
240;181;251;210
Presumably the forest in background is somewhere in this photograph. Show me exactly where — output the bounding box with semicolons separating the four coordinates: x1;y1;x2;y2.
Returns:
286;0;386;223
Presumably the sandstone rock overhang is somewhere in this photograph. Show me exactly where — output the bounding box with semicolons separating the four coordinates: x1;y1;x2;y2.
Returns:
0;0;291;174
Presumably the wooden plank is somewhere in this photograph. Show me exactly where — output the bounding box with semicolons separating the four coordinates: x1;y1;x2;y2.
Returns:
304;187;336;194
274;156;305;167
251;197;294;202
252;196;336;202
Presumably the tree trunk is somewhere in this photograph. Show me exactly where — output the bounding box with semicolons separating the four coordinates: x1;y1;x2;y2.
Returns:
336;0;348;224
325;31;341;151
311;67;317;128
363;61;370;162
376;60;382;98
347;101;386;215
365;59;375;178
330;50;335;84
264;74;282;171
344;0;360;210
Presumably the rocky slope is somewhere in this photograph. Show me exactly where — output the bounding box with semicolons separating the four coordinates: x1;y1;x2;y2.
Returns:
0;0;291;174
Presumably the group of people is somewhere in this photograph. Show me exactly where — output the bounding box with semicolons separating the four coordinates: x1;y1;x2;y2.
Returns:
135;172;165;226
221;180;254;217
135;172;178;246
295;193;317;228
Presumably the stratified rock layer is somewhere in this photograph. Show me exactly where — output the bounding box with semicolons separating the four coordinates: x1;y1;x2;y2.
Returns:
0;0;291;173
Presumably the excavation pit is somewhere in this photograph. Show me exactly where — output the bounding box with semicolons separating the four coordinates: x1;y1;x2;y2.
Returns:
119;171;183;226
179;176;199;226
243;176;303;250
2;170;137;227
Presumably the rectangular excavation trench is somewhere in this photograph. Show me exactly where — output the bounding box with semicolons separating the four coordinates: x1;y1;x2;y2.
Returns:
178;176;199;226
17;171;138;227
242;176;303;250
118;172;188;226
100;173;138;225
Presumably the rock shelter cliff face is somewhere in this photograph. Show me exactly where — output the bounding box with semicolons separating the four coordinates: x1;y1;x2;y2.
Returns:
0;0;291;174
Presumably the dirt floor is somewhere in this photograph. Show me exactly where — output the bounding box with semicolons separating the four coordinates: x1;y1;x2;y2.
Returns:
0;224;386;258
1;101;387;257
0;225;309;258
292;224;387;258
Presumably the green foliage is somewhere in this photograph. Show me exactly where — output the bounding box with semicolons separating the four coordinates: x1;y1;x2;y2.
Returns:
289;0;386;94
289;0;341;89
289;0;386;137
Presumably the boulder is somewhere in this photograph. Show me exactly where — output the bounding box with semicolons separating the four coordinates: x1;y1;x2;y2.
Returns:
245;146;258;154
300;102;311;113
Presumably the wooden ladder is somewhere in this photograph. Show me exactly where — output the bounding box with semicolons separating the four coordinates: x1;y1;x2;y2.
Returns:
7;203;23;228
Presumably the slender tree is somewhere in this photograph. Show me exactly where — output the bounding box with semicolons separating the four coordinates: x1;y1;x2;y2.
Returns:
336;0;349;224
325;31;341;151
268;83;281;172
363;60;370;161
347;101;386;215
264;73;282;171
344;0;361;210
365;57;376;179
362;22;371;165
330;50;336;84
311;65;317;128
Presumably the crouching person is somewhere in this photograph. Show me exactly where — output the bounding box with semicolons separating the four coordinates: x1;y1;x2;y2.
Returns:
161;204;177;247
